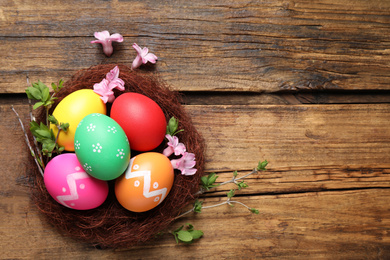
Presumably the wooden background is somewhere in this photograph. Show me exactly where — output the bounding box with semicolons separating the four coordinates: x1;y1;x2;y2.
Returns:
1;0;390;259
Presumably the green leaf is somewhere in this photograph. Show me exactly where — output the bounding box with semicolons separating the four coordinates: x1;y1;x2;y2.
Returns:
35;80;47;92
174;225;184;233
44;100;55;108
250;208;260;214
41;87;50;102
177;230;193;243
42;141;56;155
237;181;249;190
201;173;219;190
172;223;203;244
233;170;238;177
35;129;52;139
166;116;183;136
186;223;194;232
193;199;203;213
39;122;50;132
189;230;204;240
26;87;42;100
29;121;39;130
47;115;58;125
167;117;177;135
33;101;44;110
58;79;64;90
207;172;218;185
227;189;235;199
200;176;208;186
52;79;64;93
25;89;35;99
257;160;268;171
60;122;70;132
51;82;57;92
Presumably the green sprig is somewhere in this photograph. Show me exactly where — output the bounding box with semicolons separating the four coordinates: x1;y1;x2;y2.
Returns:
176;160;268;220
26;80;56;110
171;224;203;244
257;160;268;171
200;172;219;191
193;199;203;213
26;80;68;159
166;117;184;136
29;119;67;157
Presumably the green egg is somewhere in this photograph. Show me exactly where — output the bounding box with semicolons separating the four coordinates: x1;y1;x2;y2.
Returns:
74;113;130;180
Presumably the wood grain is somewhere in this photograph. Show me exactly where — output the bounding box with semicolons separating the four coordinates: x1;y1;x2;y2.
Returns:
2;186;389;259
1;0;390;93
1;103;389;258
1;0;390;258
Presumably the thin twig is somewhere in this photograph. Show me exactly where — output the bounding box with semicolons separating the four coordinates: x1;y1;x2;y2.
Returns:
175;199;253;220
26;76;45;168
11;106;44;177
219;168;257;186
175;208;194;220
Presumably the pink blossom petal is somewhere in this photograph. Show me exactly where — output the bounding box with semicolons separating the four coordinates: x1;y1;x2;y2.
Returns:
131;43;158;69
91;31;123;57
132;43;142;53
131;55;143;70
183;168;197;176
108;78;125;91
170;152;197;176
106;66;120;81
163;146;175;157
170;158;182;169
93;79;115;104
94;30;110;40
145;53;158;64
164;135;187;156
109;33;124;42
175;143;186;156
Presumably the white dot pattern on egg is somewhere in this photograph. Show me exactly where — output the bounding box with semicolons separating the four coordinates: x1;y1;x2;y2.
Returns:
74;113;131;181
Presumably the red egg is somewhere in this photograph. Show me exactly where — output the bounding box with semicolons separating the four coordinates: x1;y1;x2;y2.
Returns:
110;93;166;151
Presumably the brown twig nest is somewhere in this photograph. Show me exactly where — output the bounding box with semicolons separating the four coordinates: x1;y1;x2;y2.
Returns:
28;64;205;249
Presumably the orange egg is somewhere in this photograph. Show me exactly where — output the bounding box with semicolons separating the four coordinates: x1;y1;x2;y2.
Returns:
115;152;174;212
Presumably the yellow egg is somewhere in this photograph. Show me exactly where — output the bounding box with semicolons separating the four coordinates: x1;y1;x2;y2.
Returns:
51;89;106;151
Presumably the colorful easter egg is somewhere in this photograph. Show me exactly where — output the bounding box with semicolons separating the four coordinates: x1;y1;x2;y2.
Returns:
44;153;109;210
115;152;174;212
50;89;106;151
110;93;166;151
74;113;130;181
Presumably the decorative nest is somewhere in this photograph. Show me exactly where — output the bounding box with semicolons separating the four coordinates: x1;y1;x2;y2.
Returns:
27;64;205;249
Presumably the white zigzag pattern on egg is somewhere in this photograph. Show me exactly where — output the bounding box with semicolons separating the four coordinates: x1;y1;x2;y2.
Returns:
56;171;90;208
125;158;167;204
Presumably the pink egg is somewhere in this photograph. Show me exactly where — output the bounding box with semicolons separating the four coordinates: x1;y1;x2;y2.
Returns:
44;153;109;210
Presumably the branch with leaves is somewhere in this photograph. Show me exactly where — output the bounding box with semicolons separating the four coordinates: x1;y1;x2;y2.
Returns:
170;224;204;244
25;79;69;159
12;79;69;174
171;160;268;243
163;116;269;243
176;160;268;219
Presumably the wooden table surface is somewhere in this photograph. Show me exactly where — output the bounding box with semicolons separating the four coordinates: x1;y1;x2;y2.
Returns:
1;0;390;259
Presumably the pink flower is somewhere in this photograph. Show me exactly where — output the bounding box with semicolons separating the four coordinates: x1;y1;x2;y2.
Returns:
91;31;123;57
106;66;125;91
93;66;125;103
163;134;186;157
131;43;158;70
171;152;197;176
93;79;114;103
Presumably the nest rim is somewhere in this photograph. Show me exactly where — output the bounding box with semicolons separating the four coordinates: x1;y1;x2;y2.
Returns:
28;63;205;249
